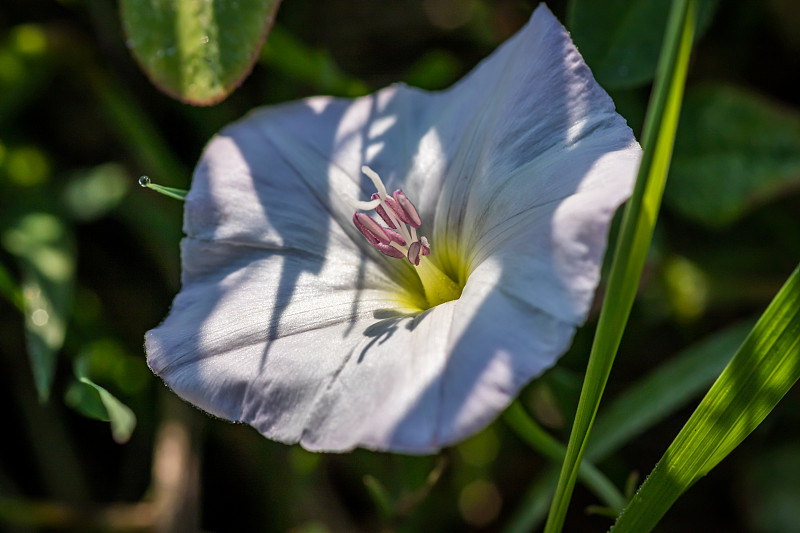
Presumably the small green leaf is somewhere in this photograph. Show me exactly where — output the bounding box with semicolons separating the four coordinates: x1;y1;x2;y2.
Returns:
610;262;800;533
2;213;75;402
666;84;800;227
120;0;281;105
65;379;111;422
77;378;138;444
567;0;716;89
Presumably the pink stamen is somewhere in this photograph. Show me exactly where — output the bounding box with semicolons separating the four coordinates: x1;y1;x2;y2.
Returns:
407;241;421;266
384;227;407;246
354;213;406;258
371;192;397;229
375;242;406;259
420;236;430;256
393;190;422;228
353;213;391;245
353;166;431;267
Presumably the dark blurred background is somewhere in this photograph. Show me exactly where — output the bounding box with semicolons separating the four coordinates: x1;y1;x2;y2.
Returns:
1;1;800;532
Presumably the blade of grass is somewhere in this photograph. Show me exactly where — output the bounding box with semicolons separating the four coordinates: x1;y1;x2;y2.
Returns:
543;1;698;531
610;263;800;532
586;319;754;461
503;403;626;512
503;320;752;533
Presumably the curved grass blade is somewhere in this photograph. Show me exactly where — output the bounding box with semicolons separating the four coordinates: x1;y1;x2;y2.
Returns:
502;320;752;533
543;2;697;531
610;263;800;532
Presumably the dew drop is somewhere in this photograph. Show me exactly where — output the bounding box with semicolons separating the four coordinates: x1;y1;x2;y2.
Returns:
139;176;151;187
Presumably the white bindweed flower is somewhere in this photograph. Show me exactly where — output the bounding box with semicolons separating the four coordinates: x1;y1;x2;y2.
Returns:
145;5;641;454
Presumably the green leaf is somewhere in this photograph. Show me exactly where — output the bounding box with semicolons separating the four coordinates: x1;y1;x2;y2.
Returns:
503;468;559;533
544;2;697;531
611;262;800;532
120;0;281;105
567;0;716;89
65;378;111;422
77;378;138;444
2;213;75;402
69;352;137;443
666;84;800;227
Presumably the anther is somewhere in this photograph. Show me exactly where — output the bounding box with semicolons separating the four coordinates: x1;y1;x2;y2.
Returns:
407;241;421;266
393;190;422;228
374;242;406;259
353;166;430;267
371;193;398;229
353;213;390;245
420;236;430;256
384;227;407;246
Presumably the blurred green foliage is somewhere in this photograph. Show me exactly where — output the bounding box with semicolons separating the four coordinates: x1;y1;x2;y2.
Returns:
1;0;799;532
668;84;800;227
567;0;719;89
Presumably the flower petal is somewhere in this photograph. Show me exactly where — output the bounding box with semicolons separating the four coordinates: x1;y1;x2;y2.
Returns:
147;237;409;444
421;4;641;324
